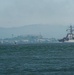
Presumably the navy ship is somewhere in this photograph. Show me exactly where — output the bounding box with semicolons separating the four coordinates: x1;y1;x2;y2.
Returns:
59;25;74;43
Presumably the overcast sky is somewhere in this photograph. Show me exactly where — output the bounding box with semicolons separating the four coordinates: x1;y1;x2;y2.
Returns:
0;0;74;27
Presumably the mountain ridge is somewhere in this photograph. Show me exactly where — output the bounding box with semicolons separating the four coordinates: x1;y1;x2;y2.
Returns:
0;24;67;39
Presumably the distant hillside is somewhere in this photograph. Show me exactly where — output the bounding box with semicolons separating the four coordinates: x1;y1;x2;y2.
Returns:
0;24;68;39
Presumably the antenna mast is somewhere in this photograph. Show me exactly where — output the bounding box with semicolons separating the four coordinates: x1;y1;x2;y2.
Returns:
66;25;74;34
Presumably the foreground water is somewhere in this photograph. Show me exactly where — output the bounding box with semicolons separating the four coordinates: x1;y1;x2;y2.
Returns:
0;43;74;75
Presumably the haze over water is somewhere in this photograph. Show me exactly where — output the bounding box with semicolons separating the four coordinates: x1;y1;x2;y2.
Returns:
0;0;74;75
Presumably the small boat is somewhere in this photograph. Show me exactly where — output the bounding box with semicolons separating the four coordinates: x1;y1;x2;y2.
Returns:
58;25;74;43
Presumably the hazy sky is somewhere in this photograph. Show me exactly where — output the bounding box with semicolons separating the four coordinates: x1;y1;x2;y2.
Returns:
0;0;74;27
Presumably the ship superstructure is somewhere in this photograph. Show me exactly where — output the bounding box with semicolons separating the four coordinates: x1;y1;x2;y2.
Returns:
59;25;74;43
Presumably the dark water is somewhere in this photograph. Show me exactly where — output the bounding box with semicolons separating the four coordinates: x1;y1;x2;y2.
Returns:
0;43;74;75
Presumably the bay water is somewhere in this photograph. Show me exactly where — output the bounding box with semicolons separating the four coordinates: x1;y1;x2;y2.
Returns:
0;43;74;75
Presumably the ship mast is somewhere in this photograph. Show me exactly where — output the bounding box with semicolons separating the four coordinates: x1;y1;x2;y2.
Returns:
66;25;74;34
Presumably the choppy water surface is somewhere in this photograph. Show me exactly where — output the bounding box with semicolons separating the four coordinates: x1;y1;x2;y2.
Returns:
0;43;74;75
